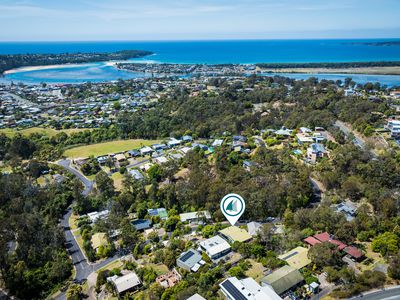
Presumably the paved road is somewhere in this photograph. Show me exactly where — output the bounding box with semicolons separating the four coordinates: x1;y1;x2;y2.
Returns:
58;159;94;196
347;286;400;300
126;158;149;169
334;120;377;157
55;208;122;300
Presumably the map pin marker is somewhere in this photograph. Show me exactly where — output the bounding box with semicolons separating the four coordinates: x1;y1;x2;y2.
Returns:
221;193;246;226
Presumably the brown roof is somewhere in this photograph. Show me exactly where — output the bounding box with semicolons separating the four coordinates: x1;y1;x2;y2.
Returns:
344;246;363;259
314;232;330;242
330;239;347;251
304;236;321;246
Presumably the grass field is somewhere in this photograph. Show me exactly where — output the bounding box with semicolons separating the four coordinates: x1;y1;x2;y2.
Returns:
0;127;90;137
64;139;160;158
111;172;124;191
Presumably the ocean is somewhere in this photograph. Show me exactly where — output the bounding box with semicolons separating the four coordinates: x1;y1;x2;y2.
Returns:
1;39;400;85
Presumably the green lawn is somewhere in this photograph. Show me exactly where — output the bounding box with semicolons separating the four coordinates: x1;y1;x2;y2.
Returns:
111;172;124;191
0;127;90;137
146;263;169;275
64;139;160;158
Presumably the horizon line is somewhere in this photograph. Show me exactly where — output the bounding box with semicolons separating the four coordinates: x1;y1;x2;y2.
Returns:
1;37;400;43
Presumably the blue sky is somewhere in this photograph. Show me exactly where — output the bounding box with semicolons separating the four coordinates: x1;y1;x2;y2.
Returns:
0;0;399;41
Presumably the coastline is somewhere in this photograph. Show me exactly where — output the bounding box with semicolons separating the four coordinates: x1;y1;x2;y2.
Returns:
4;63;96;75
257;66;400;75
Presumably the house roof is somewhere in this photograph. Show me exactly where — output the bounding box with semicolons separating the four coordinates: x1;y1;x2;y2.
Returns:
180;211;211;222
330;239;347;251
220;277;282;300
314;232;330;242
247;221;262;236
148;208;168;219
344;246;363;259
131;219;151;231
278;247;311;270
115;154;126;161
199;235;231;257
261;265;304;295
304;236;321;246
187;294;207;300
110;272;141;294
177;248;202;269
219;226;252;243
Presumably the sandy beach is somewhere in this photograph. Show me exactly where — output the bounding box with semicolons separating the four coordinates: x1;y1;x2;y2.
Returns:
4;63;96;74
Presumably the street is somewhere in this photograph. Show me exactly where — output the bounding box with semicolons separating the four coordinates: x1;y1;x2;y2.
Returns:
334;120;377;157
347;286;400;300
58;159;94;196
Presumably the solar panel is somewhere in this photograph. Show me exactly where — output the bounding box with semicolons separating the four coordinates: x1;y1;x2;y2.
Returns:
180;250;195;262
221;280;248;300
282;251;298;261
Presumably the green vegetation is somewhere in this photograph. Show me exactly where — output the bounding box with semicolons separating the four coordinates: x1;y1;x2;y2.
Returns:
64;139;159;158
0;164;75;299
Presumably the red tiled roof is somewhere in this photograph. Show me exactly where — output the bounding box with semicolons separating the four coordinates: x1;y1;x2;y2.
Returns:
344;246;363;259
314;232;330;242
304;236;322;246
330;239;347;251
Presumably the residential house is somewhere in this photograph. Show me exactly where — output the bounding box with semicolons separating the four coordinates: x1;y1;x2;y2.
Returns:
307;143;328;164
148;208;168;220
187;294;206;300
115;153;126;162
220;277;282;300
87;210;109;223
219;226;252;243
97;155;109;165
176;248;205;272
261;265;304;296
107;271;142;296
168;138;181;147
156;269;182;288
154;156;168;164
152;143;168;151
333;201;357;221
247;221;262;236
344;246;364;261
131;219;151;231
212;139;224;147
278;247;311;270
199;235;231;261
180;211;211;224
127;149;140;157
182;135;193;142
386;119;400;138
128;169;144;180
140;146;154;156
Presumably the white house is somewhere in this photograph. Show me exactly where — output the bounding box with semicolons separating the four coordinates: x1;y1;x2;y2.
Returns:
220;277;282;300
180;211;211;224
199;235;231;260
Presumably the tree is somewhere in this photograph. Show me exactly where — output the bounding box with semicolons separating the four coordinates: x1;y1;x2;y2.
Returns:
120;219;139;250
66;284;83;300
95;171;115;199
147;164;163;182
388;253;400;279
308;242;342;268
229;266;245;278
372;232;399;256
